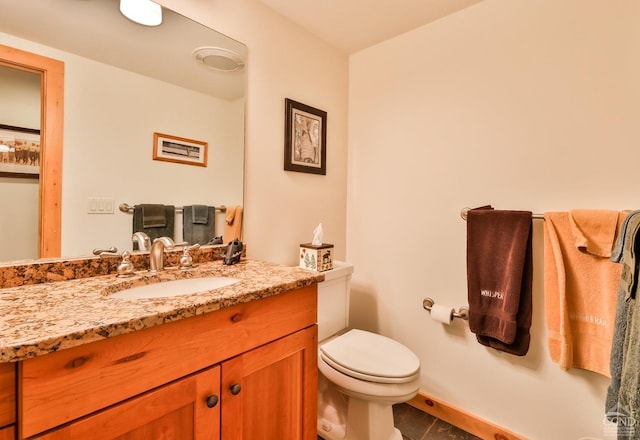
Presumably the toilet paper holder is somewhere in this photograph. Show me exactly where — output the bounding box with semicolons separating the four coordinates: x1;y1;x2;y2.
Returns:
422;298;469;321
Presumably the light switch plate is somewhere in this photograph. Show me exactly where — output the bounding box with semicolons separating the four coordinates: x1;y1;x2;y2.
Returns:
87;198;115;214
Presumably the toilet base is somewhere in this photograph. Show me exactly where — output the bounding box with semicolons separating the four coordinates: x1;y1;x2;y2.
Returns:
317;394;403;440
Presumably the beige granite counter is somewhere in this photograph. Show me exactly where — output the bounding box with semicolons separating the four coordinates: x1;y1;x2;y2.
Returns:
0;259;323;363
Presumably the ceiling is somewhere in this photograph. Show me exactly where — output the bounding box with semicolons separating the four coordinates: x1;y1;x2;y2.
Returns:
257;0;484;54
0;0;247;100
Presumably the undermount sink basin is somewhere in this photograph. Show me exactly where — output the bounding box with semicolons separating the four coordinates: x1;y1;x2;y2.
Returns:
110;277;240;299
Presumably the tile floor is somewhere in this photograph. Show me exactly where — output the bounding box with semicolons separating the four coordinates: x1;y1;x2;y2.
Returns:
318;403;481;440
393;403;481;440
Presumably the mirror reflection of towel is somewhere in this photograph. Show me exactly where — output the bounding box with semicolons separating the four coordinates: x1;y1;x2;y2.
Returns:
191;205;209;224
141;204;167;228
183;205;215;245
223;206;243;243
132;204;175;249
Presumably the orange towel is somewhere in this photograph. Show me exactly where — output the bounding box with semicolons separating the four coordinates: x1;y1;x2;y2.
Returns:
223;205;243;243
568;210;621;257
543;210;625;377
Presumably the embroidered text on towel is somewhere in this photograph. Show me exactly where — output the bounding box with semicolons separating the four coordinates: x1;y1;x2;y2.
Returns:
480;290;504;300
569;313;609;327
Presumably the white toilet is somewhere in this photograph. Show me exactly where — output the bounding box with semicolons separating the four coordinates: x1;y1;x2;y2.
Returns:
317;262;421;440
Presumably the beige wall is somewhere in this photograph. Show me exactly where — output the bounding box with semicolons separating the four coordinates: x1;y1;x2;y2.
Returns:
0;176;38;260
349;0;639;438
0;66;40;129
158;0;350;265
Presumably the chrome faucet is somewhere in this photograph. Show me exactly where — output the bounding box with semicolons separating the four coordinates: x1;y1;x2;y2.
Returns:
132;232;151;251
149;237;175;273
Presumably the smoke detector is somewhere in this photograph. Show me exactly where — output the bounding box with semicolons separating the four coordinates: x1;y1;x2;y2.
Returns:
192;47;245;72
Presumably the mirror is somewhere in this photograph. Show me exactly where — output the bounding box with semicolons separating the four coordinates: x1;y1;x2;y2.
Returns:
0;41;64;261
0;65;41;261
0;0;246;262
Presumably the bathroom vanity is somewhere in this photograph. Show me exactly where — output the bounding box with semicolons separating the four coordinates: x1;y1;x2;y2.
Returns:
0;258;322;439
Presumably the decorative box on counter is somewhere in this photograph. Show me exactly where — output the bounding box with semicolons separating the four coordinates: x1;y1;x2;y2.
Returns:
299;243;334;272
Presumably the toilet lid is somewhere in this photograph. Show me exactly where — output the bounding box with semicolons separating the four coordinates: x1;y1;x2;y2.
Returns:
320;329;420;383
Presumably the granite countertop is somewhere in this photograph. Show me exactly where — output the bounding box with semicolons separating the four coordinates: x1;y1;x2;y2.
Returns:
0;259;323;363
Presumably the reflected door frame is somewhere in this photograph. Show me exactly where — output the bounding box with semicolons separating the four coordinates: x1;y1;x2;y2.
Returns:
0;44;63;258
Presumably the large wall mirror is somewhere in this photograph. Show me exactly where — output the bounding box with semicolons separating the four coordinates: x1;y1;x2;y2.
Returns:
0;0;246;262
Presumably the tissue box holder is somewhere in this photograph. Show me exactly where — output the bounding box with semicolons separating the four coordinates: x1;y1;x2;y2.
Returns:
299;243;333;272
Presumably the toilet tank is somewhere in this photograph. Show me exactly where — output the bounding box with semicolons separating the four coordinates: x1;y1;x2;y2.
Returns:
317;261;354;341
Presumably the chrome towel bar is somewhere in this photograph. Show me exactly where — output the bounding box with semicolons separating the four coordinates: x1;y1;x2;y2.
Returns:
119;203;227;214
460;207;544;221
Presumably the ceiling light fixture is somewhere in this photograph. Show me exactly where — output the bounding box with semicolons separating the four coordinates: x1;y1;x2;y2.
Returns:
192;47;245;72
119;0;163;26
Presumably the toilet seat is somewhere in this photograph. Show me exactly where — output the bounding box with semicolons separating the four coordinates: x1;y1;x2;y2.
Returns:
320;329;420;384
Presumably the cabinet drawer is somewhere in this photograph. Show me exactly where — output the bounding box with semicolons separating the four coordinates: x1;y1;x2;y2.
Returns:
33;366;221;440
0;362;15;427
20;285;317;437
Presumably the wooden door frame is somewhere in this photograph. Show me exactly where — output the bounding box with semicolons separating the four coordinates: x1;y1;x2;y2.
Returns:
0;43;63;258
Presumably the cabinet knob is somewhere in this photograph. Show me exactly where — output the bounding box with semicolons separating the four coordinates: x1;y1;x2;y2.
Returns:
230;383;242;395
230;313;242;323
206;395;219;408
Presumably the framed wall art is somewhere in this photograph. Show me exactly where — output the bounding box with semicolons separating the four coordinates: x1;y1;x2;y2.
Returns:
284;98;327;175
0;124;40;178
153;132;208;167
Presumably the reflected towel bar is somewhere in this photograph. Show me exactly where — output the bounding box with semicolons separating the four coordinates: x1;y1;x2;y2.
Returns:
460;207;544;221
119;203;227;214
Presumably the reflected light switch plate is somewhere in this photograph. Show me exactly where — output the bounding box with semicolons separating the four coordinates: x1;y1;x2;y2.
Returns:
87;198;115;214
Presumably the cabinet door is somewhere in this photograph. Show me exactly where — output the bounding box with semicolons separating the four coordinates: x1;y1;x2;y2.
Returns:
0;426;14;440
221;326;318;440
0;362;15;427
34;365;221;440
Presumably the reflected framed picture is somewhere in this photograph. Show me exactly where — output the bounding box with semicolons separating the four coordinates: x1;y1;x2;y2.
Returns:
0;124;40;178
284;98;327;175
153;132;208;167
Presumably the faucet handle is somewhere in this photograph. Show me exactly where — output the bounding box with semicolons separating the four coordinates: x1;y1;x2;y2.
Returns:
179;244;201;271
93;246;118;255
116;251;135;277
99;250;135;277
98;249;121;258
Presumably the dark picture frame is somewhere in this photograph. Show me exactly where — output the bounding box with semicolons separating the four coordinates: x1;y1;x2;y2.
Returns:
0;124;41;178
284;98;327;175
152;132;208;167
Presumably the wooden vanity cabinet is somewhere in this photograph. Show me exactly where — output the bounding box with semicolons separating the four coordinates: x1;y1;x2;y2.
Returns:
17;285;318;440
0;362;16;440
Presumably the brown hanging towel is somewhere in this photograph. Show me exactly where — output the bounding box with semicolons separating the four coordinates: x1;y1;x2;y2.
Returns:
466;206;533;356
